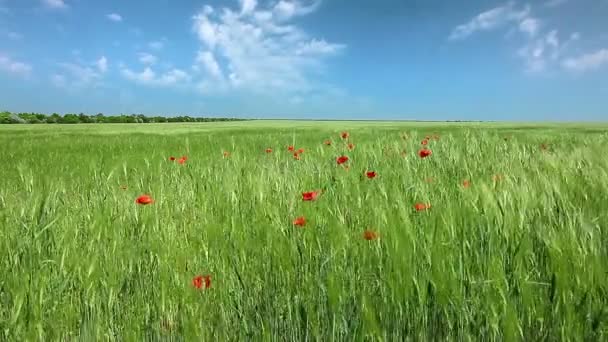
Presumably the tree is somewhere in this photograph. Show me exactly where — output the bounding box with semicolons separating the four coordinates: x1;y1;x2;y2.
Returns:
0;110;246;124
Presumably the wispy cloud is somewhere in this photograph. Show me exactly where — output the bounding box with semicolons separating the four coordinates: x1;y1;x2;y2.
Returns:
448;2;529;41
449;2;586;73
562;49;608;72
52;56;108;89
107;13;123;22
0;53;32;77
41;0;68;10
518;17;540;37
138;53;158;65
96;56;108;73
121;66;191;87
148;39;167;50
191;0;345;95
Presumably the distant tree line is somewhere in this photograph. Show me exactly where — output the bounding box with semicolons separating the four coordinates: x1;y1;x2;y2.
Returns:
0;111;248;124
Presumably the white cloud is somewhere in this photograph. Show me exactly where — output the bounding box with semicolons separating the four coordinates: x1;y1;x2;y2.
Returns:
138;52;158;65
517;30;582;73
191;0;345;95
195;50;223;79
96;56;108;73
519;17;540;37
295;38;345;55
448;2;529;41
57;62;102;87
42;0;68;9
107;13;122;22
0;54;32;77
562;49;608;72
53;56;110;89
273;0;320;21
240;0;257;15
451;2;586;74
121;66;191;86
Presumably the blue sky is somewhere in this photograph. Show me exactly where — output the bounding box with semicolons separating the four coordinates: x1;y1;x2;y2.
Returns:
0;0;607;121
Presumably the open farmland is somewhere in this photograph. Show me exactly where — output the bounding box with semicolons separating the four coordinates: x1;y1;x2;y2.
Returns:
1;121;608;340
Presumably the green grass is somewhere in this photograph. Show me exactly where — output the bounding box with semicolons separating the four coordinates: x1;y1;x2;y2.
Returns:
1;121;607;340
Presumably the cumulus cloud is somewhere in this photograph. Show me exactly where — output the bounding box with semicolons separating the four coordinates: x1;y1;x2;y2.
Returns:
562;49;608;72
448;2;529;41
191;0;345;95
42;0;68;9
0;54;32;77
107;13;122;22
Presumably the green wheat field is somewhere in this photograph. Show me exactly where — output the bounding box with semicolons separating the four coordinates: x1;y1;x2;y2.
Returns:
1;121;607;341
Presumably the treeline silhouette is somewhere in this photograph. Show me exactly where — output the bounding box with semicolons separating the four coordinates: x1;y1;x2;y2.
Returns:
0;111;247;124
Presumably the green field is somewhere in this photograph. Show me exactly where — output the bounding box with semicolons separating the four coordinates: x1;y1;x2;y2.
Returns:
1;121;607;340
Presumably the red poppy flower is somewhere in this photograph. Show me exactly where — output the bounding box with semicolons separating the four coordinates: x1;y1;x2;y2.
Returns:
348;143;355;150
418;148;432;158
366;171;377;179
293;216;306;227
169;156;176;161
421;139;428;145
336;155;349;165
265;148;273;153
302;191;320;201
177;157;187;165
135;195;154;205
414;203;431;211
363;230;379;241
297;148;305;154
288;145;295;152
462;180;471;188
192;275;211;289
293;153;301;160
324;140;332;146
341;132;349;139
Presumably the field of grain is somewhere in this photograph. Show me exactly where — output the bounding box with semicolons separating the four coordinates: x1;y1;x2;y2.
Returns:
1;121;607;340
